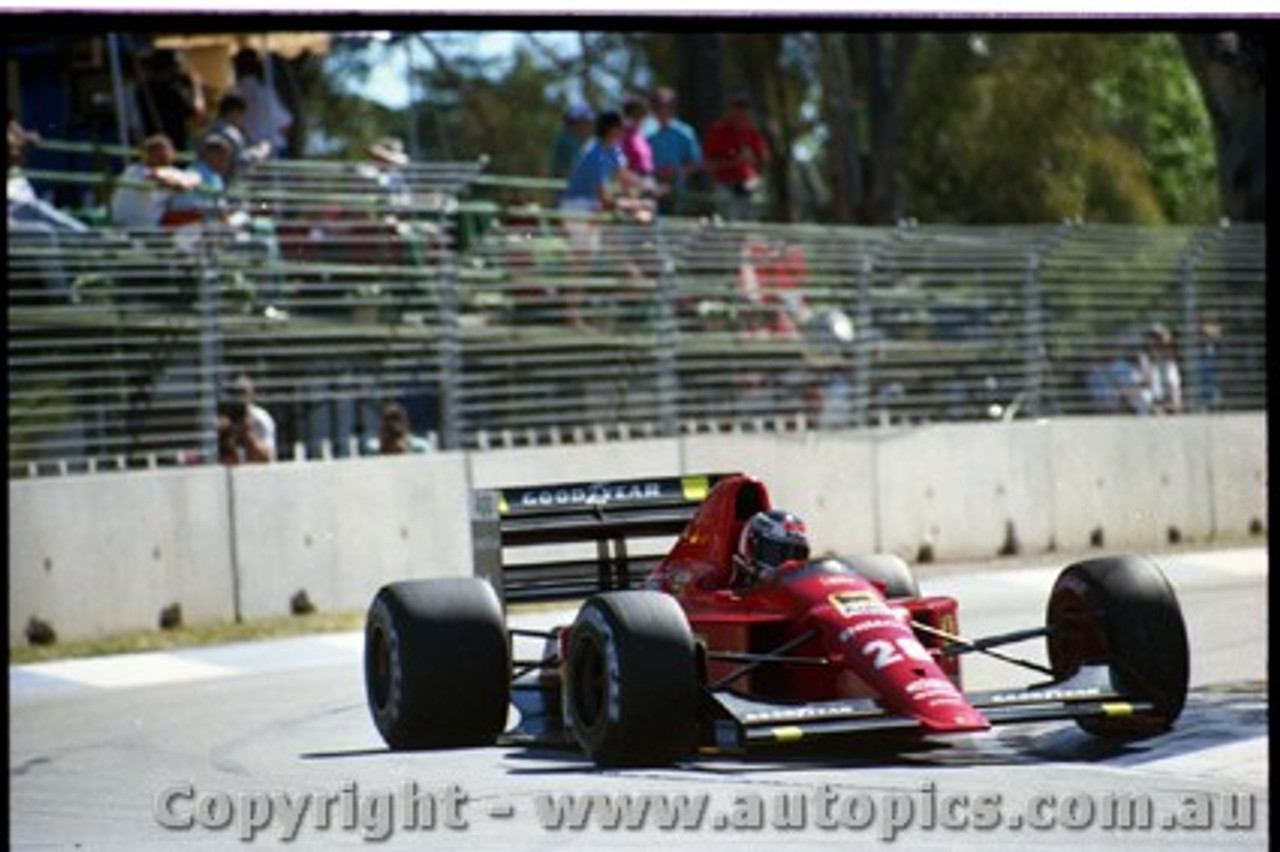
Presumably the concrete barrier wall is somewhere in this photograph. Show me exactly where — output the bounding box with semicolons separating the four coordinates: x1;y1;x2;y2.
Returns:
1206;413;1269;539
1047;417;1216;552
9;467;235;643
466;438;683;489
230;453;473;621
9;414;1266;644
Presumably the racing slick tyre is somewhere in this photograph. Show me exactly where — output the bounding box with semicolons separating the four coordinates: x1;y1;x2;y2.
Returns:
842;554;921;599
1046;556;1189;739
364;578;510;750
564;591;701;767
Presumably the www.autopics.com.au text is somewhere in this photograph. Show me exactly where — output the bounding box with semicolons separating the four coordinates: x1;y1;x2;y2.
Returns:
152;780;1259;842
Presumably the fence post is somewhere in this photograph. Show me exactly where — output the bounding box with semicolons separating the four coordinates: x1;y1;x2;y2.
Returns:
197;234;223;464
1019;223;1073;419
654;221;679;437
437;216;463;450
852;250;875;429
1020;248;1045;419
1177;227;1212;411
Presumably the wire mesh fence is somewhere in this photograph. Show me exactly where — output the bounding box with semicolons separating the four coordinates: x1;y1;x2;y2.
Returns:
8;155;1267;478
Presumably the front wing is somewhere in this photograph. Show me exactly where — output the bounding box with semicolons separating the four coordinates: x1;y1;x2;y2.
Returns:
505;662;1154;753
707;663;1153;751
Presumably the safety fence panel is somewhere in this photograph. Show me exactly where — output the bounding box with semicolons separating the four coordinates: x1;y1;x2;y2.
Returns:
7;156;1267;476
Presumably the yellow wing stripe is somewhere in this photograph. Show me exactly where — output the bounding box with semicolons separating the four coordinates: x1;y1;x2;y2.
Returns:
1101;702;1134;717
681;476;710;502
771;726;805;743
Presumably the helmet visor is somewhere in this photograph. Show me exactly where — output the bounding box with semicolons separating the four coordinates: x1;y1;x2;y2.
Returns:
755;536;810;569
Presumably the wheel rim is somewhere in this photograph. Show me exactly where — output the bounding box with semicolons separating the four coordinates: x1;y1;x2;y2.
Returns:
570;633;606;730
369;626;392;711
1048;584;1109;677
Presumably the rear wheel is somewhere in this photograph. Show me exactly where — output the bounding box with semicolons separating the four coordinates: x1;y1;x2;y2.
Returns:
365;578;510;749
842;554;921;599
564;591;700;767
1046;556;1189;738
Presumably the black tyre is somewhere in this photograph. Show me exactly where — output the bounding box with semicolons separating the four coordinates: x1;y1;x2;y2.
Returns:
364;578;510;749
564;591;701;767
842;554;921;599
1046;555;1189;738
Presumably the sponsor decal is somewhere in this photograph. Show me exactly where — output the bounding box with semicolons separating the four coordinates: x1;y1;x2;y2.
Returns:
904;677;964;706
836;618;904;643
513;481;666;510
987;686;1104;704
742;700;874;724
829;590;892;618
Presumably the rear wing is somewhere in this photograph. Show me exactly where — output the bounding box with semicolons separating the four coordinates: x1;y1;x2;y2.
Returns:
471;473;737;603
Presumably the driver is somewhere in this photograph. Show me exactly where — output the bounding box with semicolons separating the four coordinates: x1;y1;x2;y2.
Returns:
733;509;811;585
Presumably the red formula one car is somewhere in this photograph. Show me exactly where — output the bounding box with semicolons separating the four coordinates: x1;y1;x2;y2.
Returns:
363;473;1189;767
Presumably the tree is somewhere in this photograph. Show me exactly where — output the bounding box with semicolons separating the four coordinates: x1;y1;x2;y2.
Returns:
900;32;1217;224
1178;32;1266;222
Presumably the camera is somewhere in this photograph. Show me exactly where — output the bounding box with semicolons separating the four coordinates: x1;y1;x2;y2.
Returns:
218;400;248;424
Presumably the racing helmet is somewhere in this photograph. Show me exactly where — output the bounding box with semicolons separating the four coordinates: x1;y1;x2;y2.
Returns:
735;510;811;584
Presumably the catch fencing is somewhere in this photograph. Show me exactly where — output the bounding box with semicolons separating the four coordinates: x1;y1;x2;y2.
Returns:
7;155;1267;478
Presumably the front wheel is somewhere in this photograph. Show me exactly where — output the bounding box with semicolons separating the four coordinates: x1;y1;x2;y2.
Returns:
365;578;510;749
564;591;701;767
1046;556;1189;738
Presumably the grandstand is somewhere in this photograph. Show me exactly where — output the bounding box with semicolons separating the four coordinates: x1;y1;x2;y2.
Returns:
7;148;1267;478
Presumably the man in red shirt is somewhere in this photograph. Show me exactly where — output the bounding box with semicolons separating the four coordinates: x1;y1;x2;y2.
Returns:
703;91;770;220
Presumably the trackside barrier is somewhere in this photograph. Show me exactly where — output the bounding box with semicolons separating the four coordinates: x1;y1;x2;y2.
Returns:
8;413;1266;644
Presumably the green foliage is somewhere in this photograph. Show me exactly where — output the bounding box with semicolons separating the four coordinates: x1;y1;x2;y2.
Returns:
295;39;410;158
411;44;562;175
902;32;1217;224
299;31;1218;225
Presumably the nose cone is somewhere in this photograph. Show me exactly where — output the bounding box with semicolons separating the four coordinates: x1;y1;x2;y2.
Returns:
892;671;991;733
913;703;991;734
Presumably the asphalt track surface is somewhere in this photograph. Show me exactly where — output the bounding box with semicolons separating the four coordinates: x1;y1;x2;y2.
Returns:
11;547;1268;850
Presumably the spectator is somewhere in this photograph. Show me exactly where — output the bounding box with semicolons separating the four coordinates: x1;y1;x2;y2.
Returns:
1141;323;1183;415
560;109;640;250
737;237;809;336
559;110;651;324
8;110;40;154
564;110;653;217
109;134;201;228
216;403;272;464
703;91;770;221
619;94;655;182
1191;319;1222;411
134;49;205;153
232;48;292;156
549;103;594;181
1088;336;1151;415
198;92;269;180
365;401;432;455
363;136;413;209
160;133;233;226
8;111;89;233
219;374;276;462
646;86;703;216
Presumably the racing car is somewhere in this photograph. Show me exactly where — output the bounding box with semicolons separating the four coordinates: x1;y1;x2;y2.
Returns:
363;473;1189;767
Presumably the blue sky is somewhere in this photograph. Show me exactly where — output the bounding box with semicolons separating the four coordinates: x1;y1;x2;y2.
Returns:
345;32;570;108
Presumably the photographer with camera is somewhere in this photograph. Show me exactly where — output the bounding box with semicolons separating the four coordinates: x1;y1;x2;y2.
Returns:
217;374;276;464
